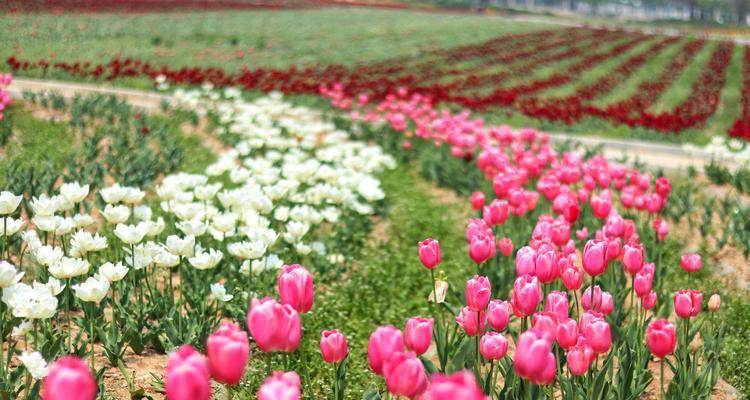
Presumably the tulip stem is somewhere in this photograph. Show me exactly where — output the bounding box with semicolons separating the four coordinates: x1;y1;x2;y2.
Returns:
590;275;595;310
225;383;233;400
332;362;339;400
573;291;580;320
660;358;665;400
476;311;481;376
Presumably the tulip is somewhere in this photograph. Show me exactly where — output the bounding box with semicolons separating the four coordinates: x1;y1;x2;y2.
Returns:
512;275;542;317
456;306;486;337
513;329;556;385
581;285;602;312
582;240;608;277
418;238;441;270
561;265;583;291
42;356;97;400
532;312;558;338
535;248;558;284
545;291;569;321
708;294;721;312
582;317;611;354
606;238;621;261
556;318;578;349
642;291;657;310
647;319;677;358
165;346;211;400
206;322;250;385
384;352;428;398
470;192;486;210
633;268;653;297
258;371;301;400
515;246;537;276
320;329;348;364
247;297;302;353
428;371;489;400
480;332;508;360
469;234;495;265
621;243;644;275
497;237;513;257
368;326;404;375
405;317;433;356
680;253;701;273
600;292;614;315
487;300;510;331
673;290;702;319
590;193;612;219
567;344;594;376
576;227;588;240
278;264;314;314
483;200;508;226
604;214;624;238
465;275;491;311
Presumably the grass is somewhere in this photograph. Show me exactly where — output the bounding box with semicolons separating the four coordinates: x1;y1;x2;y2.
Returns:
649;41;717;113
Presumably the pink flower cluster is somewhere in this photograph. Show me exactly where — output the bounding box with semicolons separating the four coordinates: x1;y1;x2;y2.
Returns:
0;73;12;121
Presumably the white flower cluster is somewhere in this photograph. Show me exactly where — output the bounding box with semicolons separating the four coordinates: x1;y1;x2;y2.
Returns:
683;137;750;170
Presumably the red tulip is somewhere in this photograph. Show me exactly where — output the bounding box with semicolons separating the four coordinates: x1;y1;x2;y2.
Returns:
206;322;249;385
642;291;657;310
673;289;702;319
470;191;486;210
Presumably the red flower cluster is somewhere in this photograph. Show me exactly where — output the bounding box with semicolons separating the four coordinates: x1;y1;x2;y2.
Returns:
729;46;750;139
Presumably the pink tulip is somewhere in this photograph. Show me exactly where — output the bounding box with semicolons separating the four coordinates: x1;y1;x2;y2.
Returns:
606;238;621;261
655;177;671;198
487;300;511;331
206;322;250;385
513;329;556;385
642;291;657;310
622;243;644;275
600;292;614;315
512;275;542;317
368;326;404;375
247;297;301;353
465;275;491;311
384;352;428;398
466;219;491;242
581;285;602;312
456;306;486;337
582;316;611;354
498;237;513;257
561;265;583;291
647;319;677;358
582;239;608;277
653;218;669;241
483;199;509;226
556;318;578;349
427;371;489;400
480;332;508;360
405;317;434;356
515;246;537;276
532;312;558;338
258;371;301;400
576;227;588;241
633;268;653;297
418;238;441;270
165;346;211;400
470;191;486;210
545;291;569;321
604;214;625;238
469;234;495;264
680;253;702;274
567;343;594;376
42;356;97;400
320;329;348;364
535;248;558;284
674;289;702;319
278;264;314;314
590;193;612;219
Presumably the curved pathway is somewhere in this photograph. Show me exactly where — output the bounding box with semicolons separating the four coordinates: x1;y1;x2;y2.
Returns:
6;77;721;171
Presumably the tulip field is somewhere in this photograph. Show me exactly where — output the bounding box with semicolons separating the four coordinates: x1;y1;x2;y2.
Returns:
1;3;750;400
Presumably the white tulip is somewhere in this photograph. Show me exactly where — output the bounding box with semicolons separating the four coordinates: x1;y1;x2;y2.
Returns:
0;261;23;288
29;194;57;217
72;275;110;303
34;246;63;267
165;234;195;257
12;320;32;338
70;230;108;256
73;214;95;228
153;250;180;268
122;187;145;205
194;183;222;201
133;205;152;221
2;282;57;320
188;249;223;270
0;217;24;236
49;257;90;279
176;219;208;237
227;241;266;260
144;217;166;237
59;182;89;204
18;351;49;379
103;204;130;224
100;184;128;204
45;277;65;296
114;223;148;245
210;283;233;302
99;262;129;282
0;191;22;215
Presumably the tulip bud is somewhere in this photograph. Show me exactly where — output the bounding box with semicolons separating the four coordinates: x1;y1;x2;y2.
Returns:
165;346;211;400
535;248;558;284
708;294;721;312
621;243;644;275
206;322;249;385
465;275;491;311
483;200;509;226
278;264;314;314
487;300;510;331
418;238;441;270
470;192;486;211
515;246;537;276
647;319;677;358
633;268;653;298
320;329;348;364
479;332;508;360
497;237;513;257
561;266;583;291
42;356;97;400
368;326;404;376
405;317;433;356
642;291;657;310
582;240;608;277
